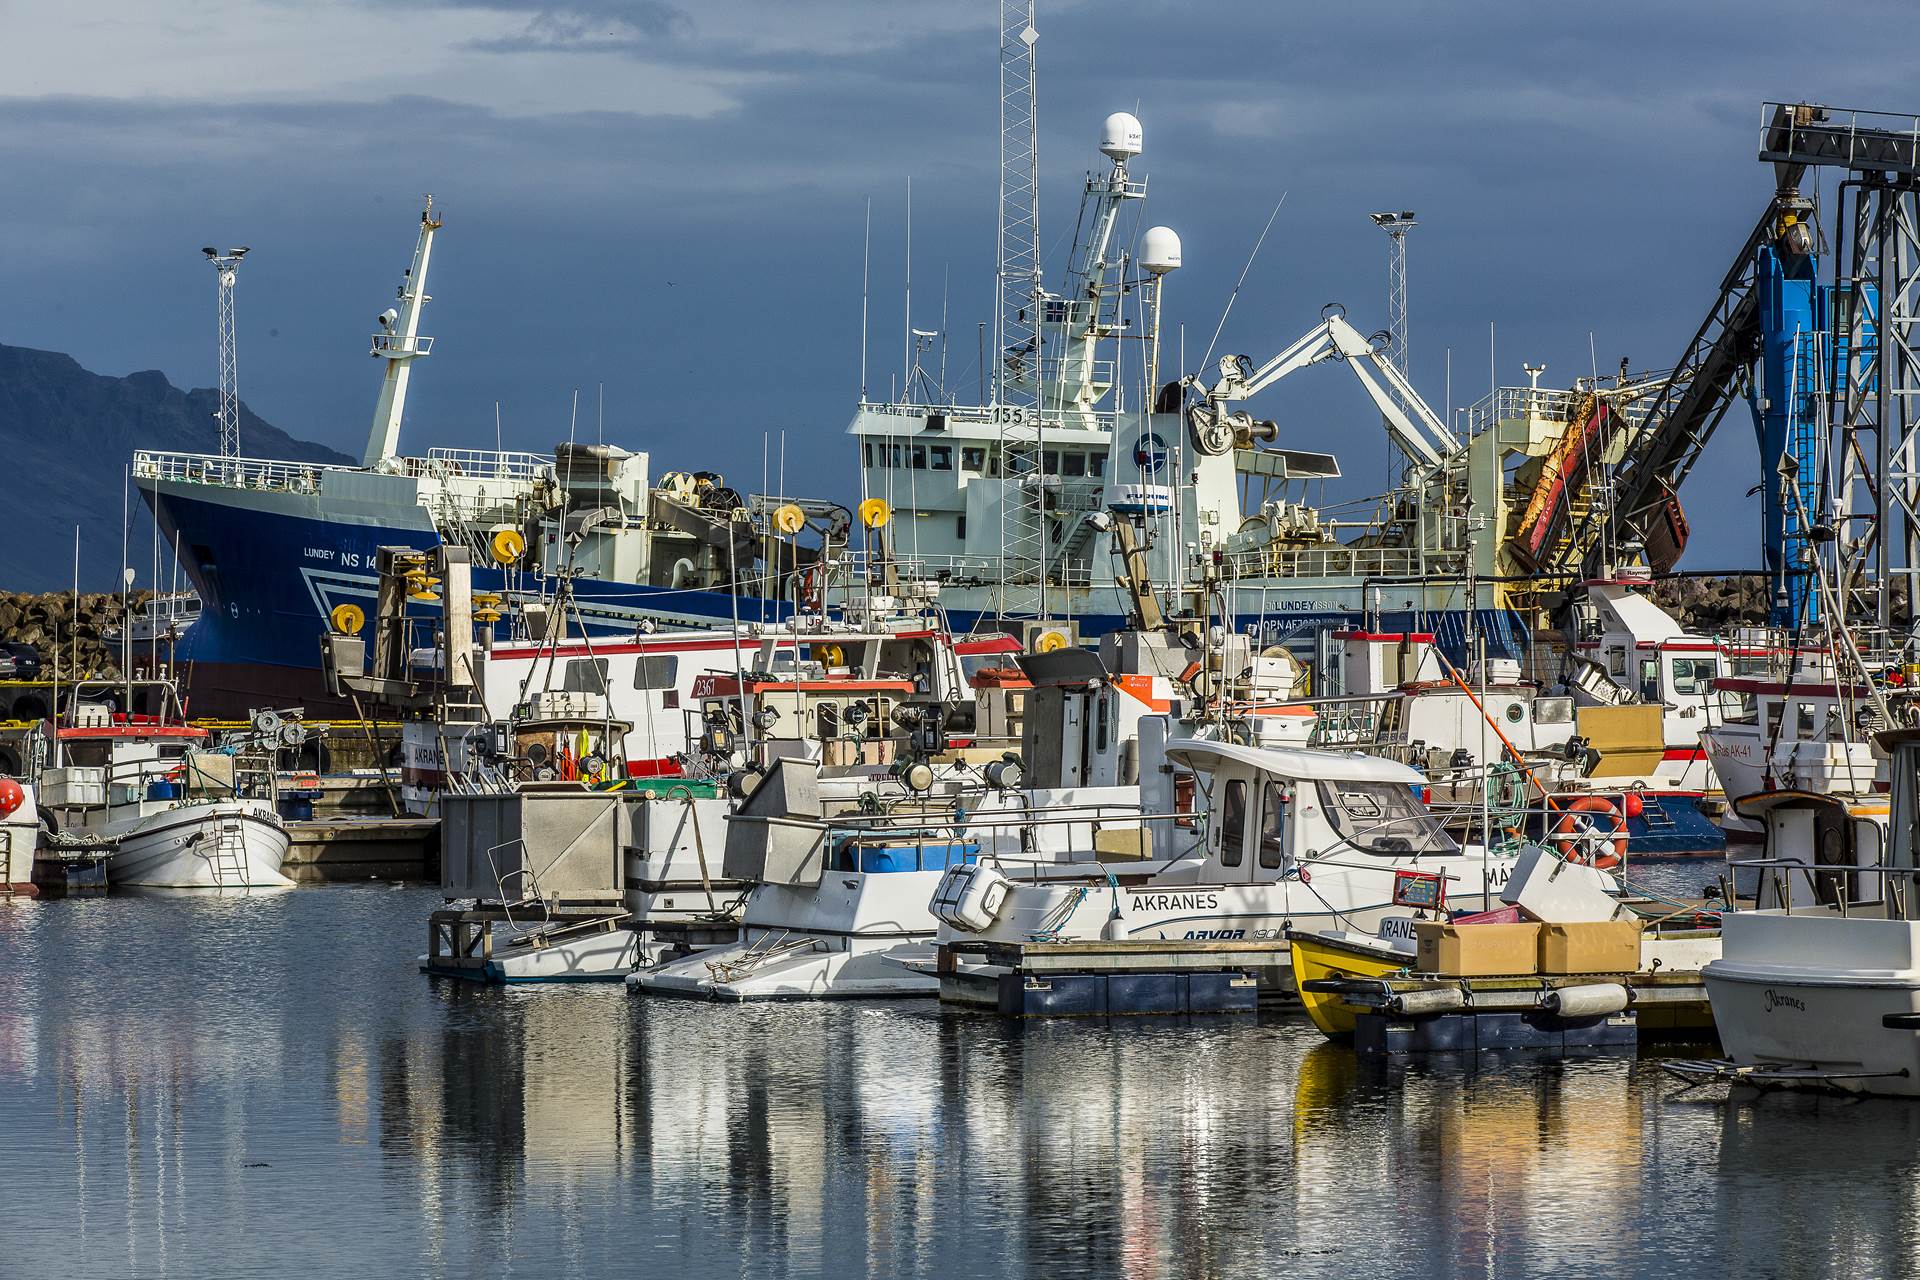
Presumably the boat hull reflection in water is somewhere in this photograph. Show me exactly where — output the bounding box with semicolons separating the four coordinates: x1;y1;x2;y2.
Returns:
5;877;1920;1277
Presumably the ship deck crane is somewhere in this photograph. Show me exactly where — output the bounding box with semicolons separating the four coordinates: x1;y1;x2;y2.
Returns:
1188;306;1459;470
1542;103;1920;637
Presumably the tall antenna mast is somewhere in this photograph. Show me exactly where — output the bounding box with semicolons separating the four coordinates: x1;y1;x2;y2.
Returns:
201;244;250;464
995;0;1040;409
363;197;443;468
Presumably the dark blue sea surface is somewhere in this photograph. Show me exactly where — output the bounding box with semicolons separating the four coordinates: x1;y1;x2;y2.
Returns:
2;875;1914;1279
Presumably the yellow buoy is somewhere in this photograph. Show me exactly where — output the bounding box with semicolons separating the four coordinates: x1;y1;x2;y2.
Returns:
1034;630;1068;654
858;497;891;529
772;503;807;535
329;603;366;635
490;528;527;566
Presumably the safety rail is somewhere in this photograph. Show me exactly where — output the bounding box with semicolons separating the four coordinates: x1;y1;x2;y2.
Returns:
133;450;334;494
826;549;1096;588
818;802;1193;865
854;399;1122;436
1729;856;1916;919
419;448;550;482
1212;543;1439;582
370;333;434;357
132;446;551;493
1461;384;1661;441
1759;102;1920;180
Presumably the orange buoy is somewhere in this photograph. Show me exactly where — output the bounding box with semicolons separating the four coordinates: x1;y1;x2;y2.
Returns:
1552;795;1626;870
0;777;20;818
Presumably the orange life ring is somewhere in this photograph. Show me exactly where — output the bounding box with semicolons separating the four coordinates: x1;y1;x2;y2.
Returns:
1552;796;1626;870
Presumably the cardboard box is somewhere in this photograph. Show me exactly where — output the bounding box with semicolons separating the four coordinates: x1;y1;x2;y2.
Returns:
1415;921;1540;977
1501;845;1628;923
1537;920;1645;975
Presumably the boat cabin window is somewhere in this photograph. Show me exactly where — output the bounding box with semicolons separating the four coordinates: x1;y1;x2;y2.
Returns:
909;444;927;469
1669;657;1717;696
930;445;953;471
961;447;987;472
632;654;679;691
1088;453;1106;477
1220;778;1247;867
1607;647;1627;678
1796;702;1817;738
1638;658;1660;702
1061;451;1086;477
1259;782;1286;869
64;741;112;768
1315;781;1458;857
561;657;610;695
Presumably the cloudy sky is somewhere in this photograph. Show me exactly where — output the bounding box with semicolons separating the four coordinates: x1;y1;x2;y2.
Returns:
4;0;1916;569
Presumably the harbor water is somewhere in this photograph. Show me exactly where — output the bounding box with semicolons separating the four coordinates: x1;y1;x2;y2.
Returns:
3;878;1915;1279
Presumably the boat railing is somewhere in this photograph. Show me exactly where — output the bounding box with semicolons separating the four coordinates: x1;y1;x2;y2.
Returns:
133;449;336;494
1213;542;1430;582
370;333;434;358
418;448;551;483
821;800;1186;866
1727;856;1916;919
132;446;552;494
854;399;1122;435
1460;383;1661;439
828;550;1096;589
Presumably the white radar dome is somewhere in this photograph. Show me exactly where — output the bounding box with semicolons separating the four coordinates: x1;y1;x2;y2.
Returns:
1140;226;1182;274
1100;112;1143;161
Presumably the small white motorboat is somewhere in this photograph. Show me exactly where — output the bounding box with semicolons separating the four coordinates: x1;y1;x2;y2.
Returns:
1692;730;1920;1095
37;680;292;890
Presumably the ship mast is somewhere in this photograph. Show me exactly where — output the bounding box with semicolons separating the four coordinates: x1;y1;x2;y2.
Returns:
362;197;442;468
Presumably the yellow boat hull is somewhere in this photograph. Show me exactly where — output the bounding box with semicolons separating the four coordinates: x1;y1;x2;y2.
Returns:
1288;931;1413;1038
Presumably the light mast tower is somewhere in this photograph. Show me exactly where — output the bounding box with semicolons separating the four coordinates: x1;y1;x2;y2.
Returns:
996;0;1040;408
1368;211;1416;479
201;244;249;462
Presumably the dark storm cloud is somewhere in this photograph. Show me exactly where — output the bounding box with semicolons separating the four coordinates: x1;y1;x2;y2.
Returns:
3;0;1919;569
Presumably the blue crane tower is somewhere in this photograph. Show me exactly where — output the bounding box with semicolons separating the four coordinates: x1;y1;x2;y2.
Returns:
1554;103;1916;638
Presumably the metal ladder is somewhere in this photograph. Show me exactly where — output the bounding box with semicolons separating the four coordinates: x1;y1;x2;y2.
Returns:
206;817;251;888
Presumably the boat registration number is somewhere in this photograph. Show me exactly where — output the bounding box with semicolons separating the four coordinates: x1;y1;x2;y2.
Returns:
1378;916;1419;942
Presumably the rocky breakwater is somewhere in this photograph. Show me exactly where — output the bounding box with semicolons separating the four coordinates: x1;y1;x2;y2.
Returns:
0;590;148;681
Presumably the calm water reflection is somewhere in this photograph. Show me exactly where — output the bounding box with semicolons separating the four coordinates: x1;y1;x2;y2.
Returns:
2;882;1917;1278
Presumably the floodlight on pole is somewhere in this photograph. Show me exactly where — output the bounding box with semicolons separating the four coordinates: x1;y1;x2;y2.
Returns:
203;245;250;463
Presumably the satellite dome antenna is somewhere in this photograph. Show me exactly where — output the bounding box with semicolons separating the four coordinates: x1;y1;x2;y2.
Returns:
1100;111;1143;162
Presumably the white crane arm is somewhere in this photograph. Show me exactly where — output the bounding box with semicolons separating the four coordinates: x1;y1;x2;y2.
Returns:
1230;325;1335;400
1324;314;1458;458
1197;308;1461;472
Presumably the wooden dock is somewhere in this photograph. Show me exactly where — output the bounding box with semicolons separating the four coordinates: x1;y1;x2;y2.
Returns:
283;816;438;883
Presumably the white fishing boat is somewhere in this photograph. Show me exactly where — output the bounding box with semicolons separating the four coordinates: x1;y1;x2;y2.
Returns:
36;681;291;890
1701;644;1888;840
922;734;1522;1002
1684;731;1920;1095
